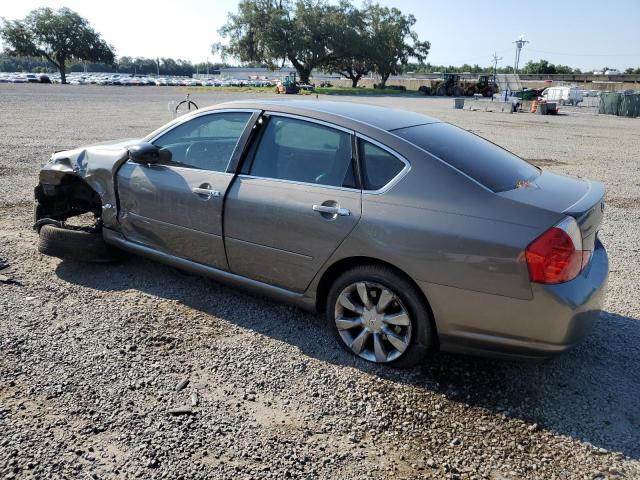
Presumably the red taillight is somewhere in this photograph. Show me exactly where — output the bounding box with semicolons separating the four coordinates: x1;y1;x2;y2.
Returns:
525;217;585;284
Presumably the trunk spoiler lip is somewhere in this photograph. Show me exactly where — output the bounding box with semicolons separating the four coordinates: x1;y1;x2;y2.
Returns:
562;179;606;216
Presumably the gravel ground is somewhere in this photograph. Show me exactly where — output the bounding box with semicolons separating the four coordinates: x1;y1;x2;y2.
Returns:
1;84;639;479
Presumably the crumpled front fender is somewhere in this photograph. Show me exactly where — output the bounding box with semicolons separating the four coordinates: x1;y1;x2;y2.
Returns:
38;138;141;229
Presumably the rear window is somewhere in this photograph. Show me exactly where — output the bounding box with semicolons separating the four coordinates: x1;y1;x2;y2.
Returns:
393;123;539;192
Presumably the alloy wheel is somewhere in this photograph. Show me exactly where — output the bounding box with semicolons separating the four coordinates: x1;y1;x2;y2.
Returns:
334;281;412;363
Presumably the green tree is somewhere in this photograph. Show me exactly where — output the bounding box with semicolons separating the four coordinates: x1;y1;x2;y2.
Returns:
0;7;115;84
523;59;579;75
365;4;430;88
553;64;575;74
219;0;334;84
325;2;372;87
523;59;555;74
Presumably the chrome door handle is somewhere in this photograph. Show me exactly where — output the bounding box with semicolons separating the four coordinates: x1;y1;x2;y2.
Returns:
192;187;221;198
312;204;351;216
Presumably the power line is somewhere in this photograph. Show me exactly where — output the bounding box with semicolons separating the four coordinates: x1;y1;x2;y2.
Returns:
526;48;640;57
428;47;512;66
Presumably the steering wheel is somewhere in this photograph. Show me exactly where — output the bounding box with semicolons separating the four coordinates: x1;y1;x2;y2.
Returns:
315;172;329;184
185;142;209;168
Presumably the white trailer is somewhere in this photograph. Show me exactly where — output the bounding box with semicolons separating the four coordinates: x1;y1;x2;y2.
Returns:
542;86;584;106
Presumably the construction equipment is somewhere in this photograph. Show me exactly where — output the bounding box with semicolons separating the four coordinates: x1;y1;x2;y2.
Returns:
463;75;498;97
275;72;300;94
432;73;464;97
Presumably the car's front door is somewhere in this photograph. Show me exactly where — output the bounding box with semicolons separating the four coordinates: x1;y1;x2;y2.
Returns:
116;110;256;270
224;114;362;292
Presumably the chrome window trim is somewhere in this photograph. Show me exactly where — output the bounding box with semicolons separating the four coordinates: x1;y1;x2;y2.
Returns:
243;112;358;190
236;174;361;193
122;161;236;178
355;133;411;195
247;112;409;194
263;111;355;135
146;109;257;173
147;108;258;144
275;104;489;194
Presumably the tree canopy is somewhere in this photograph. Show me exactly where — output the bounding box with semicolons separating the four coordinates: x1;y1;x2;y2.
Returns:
365;4;429;87
324;2;373;87
218;0;430;86
0;7;115;84
219;0;337;84
522;59;579;75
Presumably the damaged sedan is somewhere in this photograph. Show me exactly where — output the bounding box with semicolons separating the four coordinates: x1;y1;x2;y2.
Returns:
34;100;609;366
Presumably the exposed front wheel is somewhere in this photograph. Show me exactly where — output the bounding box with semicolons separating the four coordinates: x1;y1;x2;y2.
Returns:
326;265;435;367
38;223;124;263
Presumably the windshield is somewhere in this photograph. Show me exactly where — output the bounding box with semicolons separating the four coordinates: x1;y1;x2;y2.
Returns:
393;123;540;192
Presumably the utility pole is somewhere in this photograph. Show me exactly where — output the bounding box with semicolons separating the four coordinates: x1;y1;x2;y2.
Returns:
156;57;160;76
513;35;529;73
491;52;502;101
206;56;209;76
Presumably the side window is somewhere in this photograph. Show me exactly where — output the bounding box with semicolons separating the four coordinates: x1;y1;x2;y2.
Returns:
249;116;355;188
152;112;251;172
359;139;406;190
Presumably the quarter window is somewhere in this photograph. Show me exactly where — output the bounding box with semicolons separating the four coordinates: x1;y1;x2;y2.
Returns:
358;139;406;190
392;122;540;192
249;116;355;188
152;112;251;172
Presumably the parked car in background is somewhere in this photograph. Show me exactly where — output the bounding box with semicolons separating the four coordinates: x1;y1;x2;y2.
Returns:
34;101;608;367
0;71;287;88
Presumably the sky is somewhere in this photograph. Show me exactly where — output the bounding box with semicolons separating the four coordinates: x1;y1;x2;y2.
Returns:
1;0;640;71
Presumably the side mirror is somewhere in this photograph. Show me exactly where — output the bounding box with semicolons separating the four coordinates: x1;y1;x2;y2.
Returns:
128;142;160;164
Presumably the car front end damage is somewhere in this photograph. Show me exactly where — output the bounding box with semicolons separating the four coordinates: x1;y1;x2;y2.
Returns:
34;139;139;231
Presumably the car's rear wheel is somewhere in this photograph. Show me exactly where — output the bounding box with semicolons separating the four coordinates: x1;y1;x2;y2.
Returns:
326;265;435;367
38;223;124;263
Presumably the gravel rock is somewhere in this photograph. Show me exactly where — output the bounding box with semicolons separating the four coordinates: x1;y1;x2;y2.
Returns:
0;84;638;479
166;406;193;416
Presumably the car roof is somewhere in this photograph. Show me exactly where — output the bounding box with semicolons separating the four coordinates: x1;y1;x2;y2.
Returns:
202;99;440;132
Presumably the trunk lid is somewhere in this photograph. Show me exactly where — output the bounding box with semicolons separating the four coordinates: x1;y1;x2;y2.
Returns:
498;170;605;249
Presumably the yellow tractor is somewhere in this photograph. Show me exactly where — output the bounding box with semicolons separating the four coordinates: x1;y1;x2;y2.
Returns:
463;75;498;97
431;73;464;97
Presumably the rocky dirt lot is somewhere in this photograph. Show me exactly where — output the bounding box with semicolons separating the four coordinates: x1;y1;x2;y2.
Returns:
1;84;639;479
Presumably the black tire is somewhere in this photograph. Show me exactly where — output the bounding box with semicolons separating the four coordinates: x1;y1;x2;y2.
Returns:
38;224;124;263
326;264;436;368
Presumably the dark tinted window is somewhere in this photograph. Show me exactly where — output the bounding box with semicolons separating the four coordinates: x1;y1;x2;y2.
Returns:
152;112;251;171
359;139;406;190
393;123;539;192
250;116;354;188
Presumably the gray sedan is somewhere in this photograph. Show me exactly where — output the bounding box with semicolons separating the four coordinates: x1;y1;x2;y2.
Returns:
34;100;608;367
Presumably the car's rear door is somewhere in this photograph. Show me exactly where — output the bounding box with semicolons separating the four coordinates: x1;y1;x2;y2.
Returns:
224;113;362;292
116;110;257;270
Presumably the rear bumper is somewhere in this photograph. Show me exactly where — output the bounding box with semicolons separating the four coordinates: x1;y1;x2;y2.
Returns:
421;239;609;359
